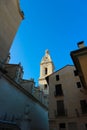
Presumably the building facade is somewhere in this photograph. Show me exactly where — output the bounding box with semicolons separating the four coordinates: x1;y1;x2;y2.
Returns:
0;1;49;129
71;41;87;93
0;0;23;64
46;65;87;130
0;62;49;130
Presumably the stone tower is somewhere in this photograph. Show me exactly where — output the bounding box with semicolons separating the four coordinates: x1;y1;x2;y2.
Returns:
39;50;54;95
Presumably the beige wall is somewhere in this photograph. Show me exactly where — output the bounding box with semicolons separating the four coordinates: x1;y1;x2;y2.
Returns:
78;55;87;88
40;63;54;79
48;65;87;130
70;46;87;90
20;79;34;94
0;0;23;63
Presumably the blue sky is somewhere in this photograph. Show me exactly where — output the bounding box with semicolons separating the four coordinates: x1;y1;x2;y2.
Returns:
10;0;87;85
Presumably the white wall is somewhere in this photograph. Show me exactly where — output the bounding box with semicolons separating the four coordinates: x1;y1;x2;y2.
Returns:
0;74;49;130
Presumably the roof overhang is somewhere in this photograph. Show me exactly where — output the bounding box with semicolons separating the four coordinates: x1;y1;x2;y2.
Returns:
70;47;87;89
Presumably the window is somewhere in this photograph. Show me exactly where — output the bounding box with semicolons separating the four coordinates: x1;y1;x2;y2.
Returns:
74;70;78;76
45;67;47;75
76;82;81;88
55;84;63;96
57;100;65;116
80;100;87;114
59;123;66;129
44;84;47;89
56;75;59;81
85;124;87;130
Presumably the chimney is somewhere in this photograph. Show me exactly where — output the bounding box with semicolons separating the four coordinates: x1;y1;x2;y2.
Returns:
77;41;85;49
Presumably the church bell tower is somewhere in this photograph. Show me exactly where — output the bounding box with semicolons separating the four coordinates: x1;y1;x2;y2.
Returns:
39;50;54;95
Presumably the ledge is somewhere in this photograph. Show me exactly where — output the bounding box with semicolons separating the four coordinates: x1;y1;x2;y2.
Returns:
17;0;24;19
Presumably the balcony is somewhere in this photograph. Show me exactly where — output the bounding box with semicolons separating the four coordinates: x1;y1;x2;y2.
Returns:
54;109;67;118
54;91;63;97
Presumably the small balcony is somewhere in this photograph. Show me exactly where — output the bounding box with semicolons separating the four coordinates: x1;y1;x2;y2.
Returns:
54;109;67;118
54;91;63;97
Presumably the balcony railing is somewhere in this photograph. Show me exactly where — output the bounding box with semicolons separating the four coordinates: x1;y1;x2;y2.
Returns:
54;108;87;118
54;109;67;118
75;108;87;116
54;91;63;97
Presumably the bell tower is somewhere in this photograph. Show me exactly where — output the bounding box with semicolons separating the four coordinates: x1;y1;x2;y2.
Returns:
39;50;54;95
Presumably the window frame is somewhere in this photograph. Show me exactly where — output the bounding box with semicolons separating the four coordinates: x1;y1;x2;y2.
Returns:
74;70;78;76
76;82;81;88
55;84;63;96
56;75;59;81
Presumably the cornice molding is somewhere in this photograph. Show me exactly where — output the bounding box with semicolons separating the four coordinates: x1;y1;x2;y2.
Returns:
17;0;24;19
0;70;48;110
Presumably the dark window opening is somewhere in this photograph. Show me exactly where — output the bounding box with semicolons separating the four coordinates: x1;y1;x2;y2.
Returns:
80;100;87;114
85;124;87;130
55;84;63;96
57;100;65;116
45;68;47;75
59;123;66;128
56;75;59;81
77;82;81;88
44;84;47;89
74;70;78;76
